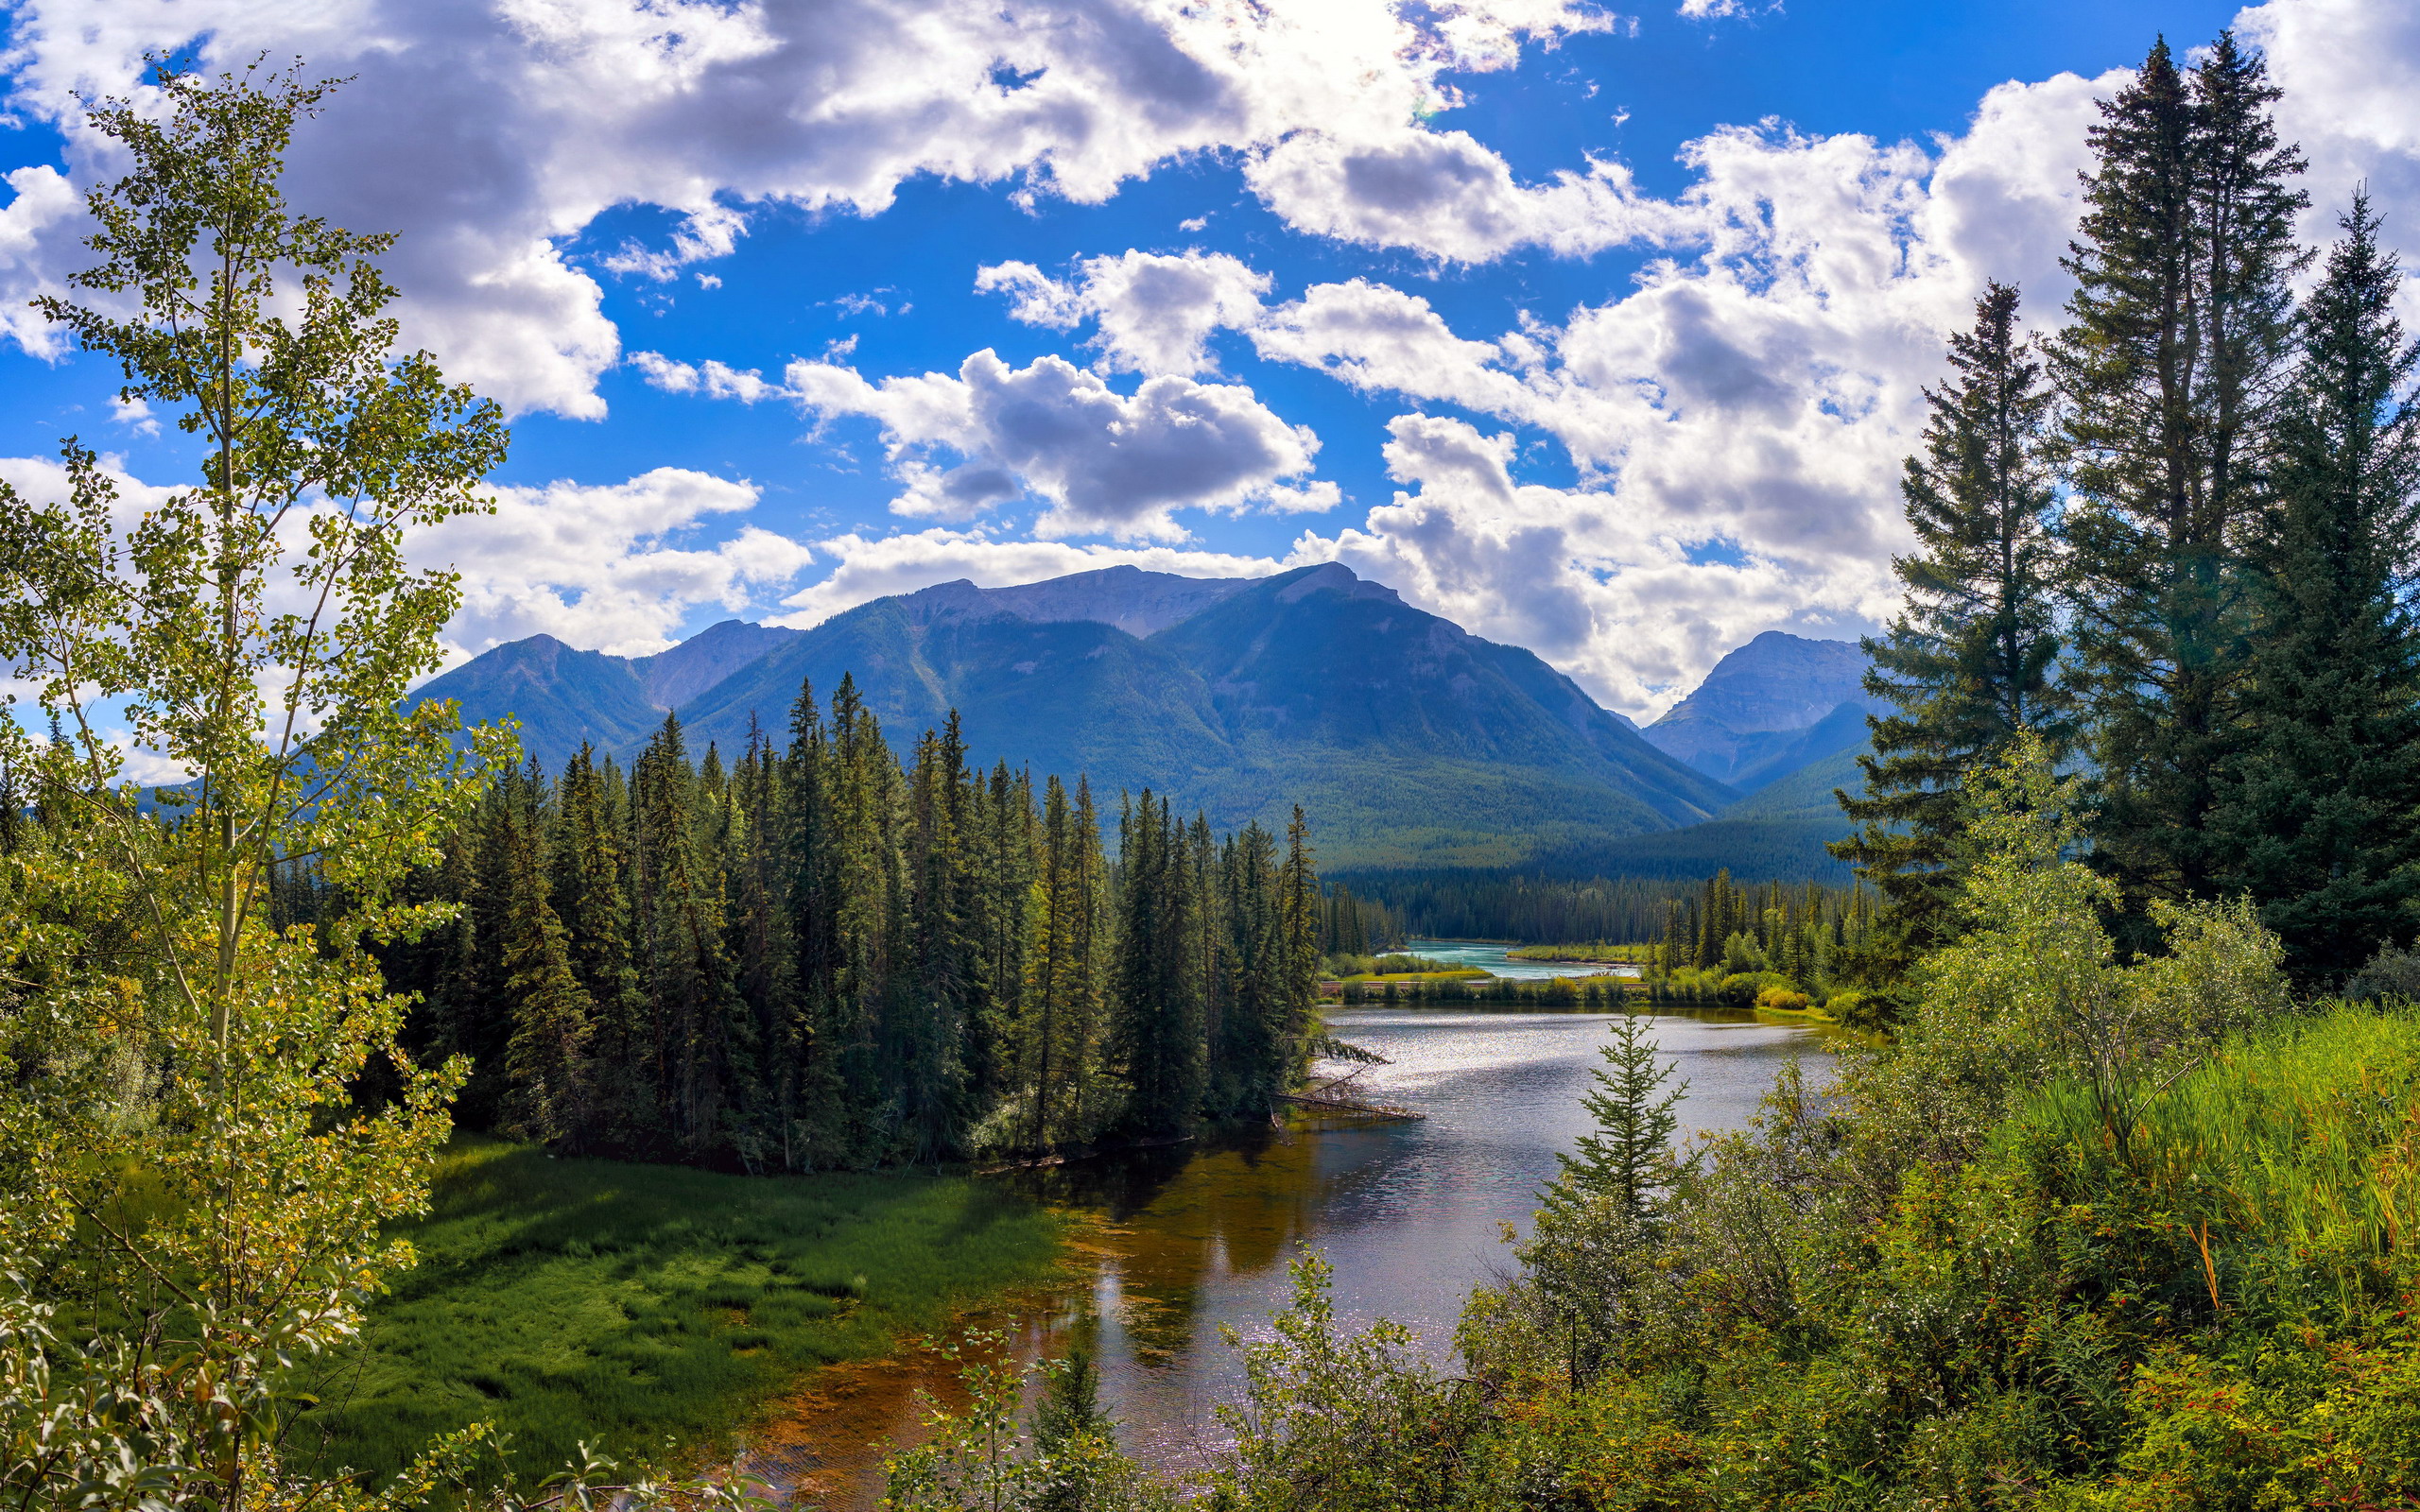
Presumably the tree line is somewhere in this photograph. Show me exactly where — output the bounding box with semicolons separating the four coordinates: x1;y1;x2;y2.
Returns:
1840;32;2420;998
1333;870;1741;945
366;679;1325;1170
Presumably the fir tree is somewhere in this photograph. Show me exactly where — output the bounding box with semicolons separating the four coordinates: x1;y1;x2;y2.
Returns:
2209;195;2420;982
498;761;595;1146
1113;793;1203;1139
1836;283;2066;974
1543;1012;1686;1228
2054;33;2310;918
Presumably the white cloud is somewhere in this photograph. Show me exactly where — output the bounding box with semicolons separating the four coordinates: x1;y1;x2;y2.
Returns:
1301;414;1832;714
0;0;1615;416
776;529;1288;627
1244;129;1682;262
1225;76;2124;713
410;468;816;660
977;249;1273;374
0;164;80;356
640;346;1335;539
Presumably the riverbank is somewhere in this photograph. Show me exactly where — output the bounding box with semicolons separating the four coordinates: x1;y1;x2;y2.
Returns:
298;1136;1067;1486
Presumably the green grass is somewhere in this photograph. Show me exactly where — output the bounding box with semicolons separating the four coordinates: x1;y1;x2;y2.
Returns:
2023;1003;2420;1316
294;1137;1067;1486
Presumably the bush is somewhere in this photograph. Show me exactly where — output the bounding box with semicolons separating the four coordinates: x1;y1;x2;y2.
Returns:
2347;941;2420;1002
1754;986;1811;1012
1716;971;1789;1006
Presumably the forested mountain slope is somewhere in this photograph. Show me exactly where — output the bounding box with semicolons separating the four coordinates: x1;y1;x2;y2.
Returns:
416;563;1738;869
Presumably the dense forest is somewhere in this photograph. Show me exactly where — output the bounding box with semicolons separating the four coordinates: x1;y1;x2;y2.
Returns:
354;679;1327;1169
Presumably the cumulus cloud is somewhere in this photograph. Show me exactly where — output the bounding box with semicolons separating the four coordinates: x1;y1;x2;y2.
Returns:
640;347;1337;538
1303;414;1828;713
774;529;1288;627
1245;130;1681;262
0;0;1616;415
977;249;1272;374
1223;76;2130;711
410;468;816;661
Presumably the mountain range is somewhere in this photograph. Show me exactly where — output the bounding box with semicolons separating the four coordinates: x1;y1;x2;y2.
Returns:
412;564;1873;874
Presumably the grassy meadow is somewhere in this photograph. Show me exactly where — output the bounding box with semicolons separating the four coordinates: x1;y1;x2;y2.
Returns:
294;1138;1067;1486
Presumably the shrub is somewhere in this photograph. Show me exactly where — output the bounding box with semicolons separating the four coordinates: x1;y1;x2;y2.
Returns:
1716;971;1789;1006
1754;986;1811;1012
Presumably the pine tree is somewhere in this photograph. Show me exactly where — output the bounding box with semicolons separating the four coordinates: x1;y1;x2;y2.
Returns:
2054;33;2309;919
1542;1012;1686;1228
1836;283;2066;971
553;744;649;1145
1112;793;1203;1139
498;761;595;1146
2209;195;2420;982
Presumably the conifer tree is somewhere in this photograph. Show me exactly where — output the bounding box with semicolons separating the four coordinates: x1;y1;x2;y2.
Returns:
553;743;648;1143
1543;1013;1686;1228
1114;793;1204;1138
1215;822;1286;1115
2209;195;2420;982
498;761;595;1146
1836;283;2066;971
2054;33;2309;917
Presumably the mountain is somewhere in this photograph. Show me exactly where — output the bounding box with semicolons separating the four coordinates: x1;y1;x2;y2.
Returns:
1642;631;1875;790
629;620;801;709
418;563;1736;869
412;619;804;771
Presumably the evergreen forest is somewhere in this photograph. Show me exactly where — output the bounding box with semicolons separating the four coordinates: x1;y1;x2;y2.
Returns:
359;681;1327;1169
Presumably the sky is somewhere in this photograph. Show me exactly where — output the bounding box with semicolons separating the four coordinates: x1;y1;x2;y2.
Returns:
0;0;2411;720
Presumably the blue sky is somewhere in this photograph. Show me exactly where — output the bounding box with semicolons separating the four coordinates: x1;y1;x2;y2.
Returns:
0;0;2401;716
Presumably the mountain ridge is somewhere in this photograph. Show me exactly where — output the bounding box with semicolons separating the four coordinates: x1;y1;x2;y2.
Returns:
413;563;1744;868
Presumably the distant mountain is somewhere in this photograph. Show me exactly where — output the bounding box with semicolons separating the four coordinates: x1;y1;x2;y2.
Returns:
417;563;1736;869
629;620;800;709
413;620;803;771
1642;631;1876;791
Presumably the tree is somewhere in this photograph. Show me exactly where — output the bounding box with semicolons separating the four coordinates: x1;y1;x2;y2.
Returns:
1543;1013;1687;1229
2208;195;2420;983
498;761;595;1145
0;60;514;1507
1112;792;1203;1139
1835;283;2066;971
2054;33;2309;920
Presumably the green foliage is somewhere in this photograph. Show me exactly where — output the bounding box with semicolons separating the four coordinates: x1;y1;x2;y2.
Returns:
2207;194;2420;983
300;1138;1063;1486
1208;1255;1481;1512
1835;281;2069;959
884;1335;1169;1512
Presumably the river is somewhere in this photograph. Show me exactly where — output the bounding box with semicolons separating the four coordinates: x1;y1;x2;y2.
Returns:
764;1002;1827;1505
1401;936;1644;980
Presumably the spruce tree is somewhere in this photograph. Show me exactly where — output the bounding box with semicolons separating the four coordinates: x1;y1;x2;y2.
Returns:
498;761;595;1146
1836;283;2066;971
1113;792;1204;1138
2054;33;2309;918
1543;1012;1686;1228
2209;195;2420;982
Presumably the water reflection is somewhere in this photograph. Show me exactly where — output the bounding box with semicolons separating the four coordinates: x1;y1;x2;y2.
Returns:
772;1005;1828;1503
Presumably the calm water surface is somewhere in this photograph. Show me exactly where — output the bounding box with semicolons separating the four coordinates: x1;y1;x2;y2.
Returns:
1402;937;1643;980
773;1005;1825;1503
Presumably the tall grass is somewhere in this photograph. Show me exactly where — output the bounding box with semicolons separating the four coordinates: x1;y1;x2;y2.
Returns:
292;1137;1066;1486
2025;1004;2420;1313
